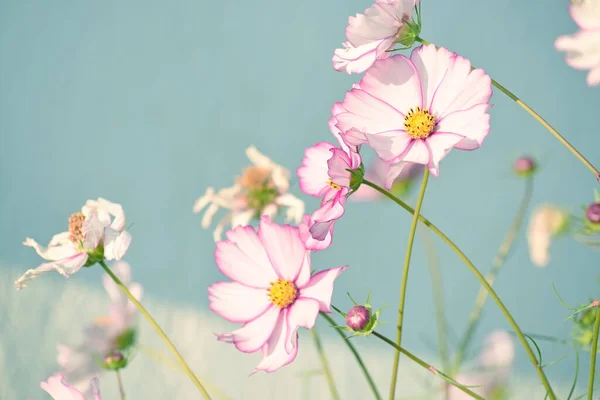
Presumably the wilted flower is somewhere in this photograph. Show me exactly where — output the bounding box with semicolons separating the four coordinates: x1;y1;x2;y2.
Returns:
555;0;600;86
527;204;569;267
193;146;304;241
15;198;131;290
58;262;141;389
352;158;424;201
38;373;101;400
208;216;346;373
334;44;492;188
333;0;420;74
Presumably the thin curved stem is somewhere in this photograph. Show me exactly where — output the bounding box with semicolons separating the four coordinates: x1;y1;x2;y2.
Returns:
415;36;599;179
389;169;430;400
99;261;212;400
311;327;341;400
373;331;483;399
320;312;382;400
115;370;126;400
362;179;557;400
451;176;534;374
587;307;600;400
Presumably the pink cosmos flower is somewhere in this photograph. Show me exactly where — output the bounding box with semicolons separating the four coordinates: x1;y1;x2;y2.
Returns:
58;262;142;389
15;198;131;290
333;0;418;74
334;44;492;188
297;141;361;250
351;158;424;201
36;373;101;400
208;216;346;373
194;146;304;241
555;0;600;86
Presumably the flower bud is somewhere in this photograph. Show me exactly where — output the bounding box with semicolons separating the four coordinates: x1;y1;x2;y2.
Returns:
513;156;536;177
586;203;600;224
102;352;127;370
346;305;371;331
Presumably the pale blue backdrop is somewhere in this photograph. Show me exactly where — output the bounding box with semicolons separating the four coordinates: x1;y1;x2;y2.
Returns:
1;0;598;398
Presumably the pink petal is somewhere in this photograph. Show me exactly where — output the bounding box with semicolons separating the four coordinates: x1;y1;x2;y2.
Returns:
384;161;409;189
555;29;600;70
298;266;347;312
40;373;86;400
299;215;333;252
309;189;348;241
297;142;336;197
436;103;491;150
295;251;312;288
336;89;406;136
208;281;271;323
570;2;600;30
329;102;366;149
327;148;353;188
397;139;430;165
258;216;307;281
365;131;413;161
253;309;299;373
346;3;401;47
216;305;280;353
284;297;320;353
81;211;106;250
410;44;456;111
215;225;277;289
359;54;423;115
425;132;464;177
103;228;131;261
333;40;380;75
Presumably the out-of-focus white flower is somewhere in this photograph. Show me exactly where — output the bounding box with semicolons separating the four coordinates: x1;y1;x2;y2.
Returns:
15;198;131;290
527;204;569;267
193;146;304;241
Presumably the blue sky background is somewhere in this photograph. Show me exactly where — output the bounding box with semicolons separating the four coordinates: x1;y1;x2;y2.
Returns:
1;0;599;397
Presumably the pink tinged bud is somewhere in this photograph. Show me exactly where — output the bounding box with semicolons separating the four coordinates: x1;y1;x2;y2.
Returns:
103;352;127;370
346;305;371;331
514;156;536;176
586;203;600;224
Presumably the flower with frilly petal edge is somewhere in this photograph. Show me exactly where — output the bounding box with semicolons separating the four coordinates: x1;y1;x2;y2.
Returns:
58;262;142;389
36;373;101;400
333;0;420;74
527;204;570;267
334;44;493;188
193;146;304;241
15;198;131;290
555;0;600;86
208;216;346;373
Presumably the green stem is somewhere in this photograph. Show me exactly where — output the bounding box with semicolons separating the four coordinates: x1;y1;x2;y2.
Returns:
362;179;557;400
389;169;430;400
451;176;534;374
320;312;383;400
373;331;483;399
99;261;212;400
414;36;599;179
587;307;600;400
116;370;126;400
311;326;341;400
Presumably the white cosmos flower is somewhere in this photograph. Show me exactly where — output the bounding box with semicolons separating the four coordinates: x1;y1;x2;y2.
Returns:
193;146;304;241
527;204;569;267
15;198;132;290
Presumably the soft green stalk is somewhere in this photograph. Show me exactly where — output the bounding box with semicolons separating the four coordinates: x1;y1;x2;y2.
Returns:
116;370;126;400
311;327;341;400
389;168;430;400
587;307;600;400
320;312;383;400
414;36;599;178
373;331;483;399
99;261;212;400
362;179;557;400
451;176;534;374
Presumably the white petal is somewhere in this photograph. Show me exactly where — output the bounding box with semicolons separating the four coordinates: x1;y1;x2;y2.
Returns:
24;235;78;261
103;228;132;261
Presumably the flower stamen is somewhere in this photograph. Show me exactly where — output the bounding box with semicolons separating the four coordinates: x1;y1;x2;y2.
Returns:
68;212;85;243
267;278;298;308
238;166;272;190
326;178;342;190
404;106;436;139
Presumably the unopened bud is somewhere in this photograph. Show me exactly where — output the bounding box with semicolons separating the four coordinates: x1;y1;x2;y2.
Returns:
513;156;536;177
586;203;600;224
102;352;127;370
346;305;371;331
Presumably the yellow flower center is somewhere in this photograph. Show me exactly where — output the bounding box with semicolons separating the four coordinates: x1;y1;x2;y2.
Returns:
238;166;273;190
404;106;436;139
68;212;85;243
326;178;341;190
267;278;298;308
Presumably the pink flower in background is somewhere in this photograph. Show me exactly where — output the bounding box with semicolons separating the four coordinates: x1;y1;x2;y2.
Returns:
352;158;424;201
527;204;569;267
555;0;600;86
37;373;101;400
194;146;304;241
15;198;131;290
58;262;142;389
333;0;418;74
334;44;492;188
208;217;346;372
297;142;361;250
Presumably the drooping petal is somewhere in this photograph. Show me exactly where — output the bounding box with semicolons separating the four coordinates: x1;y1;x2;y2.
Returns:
23;236;78;261
297;142;336;197
299;214;333;252
327;148;354;188
208;281;271;323
216;304;280;353
309;189;348;241
285;297;320;352
40;373;87;400
298;266;347;312
15;252;88;290
333;40;381;75
193;188;215;214
258;216;307;282
103;228;132;261
253;309;299;373
436;104;491;151
215;225;278;288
